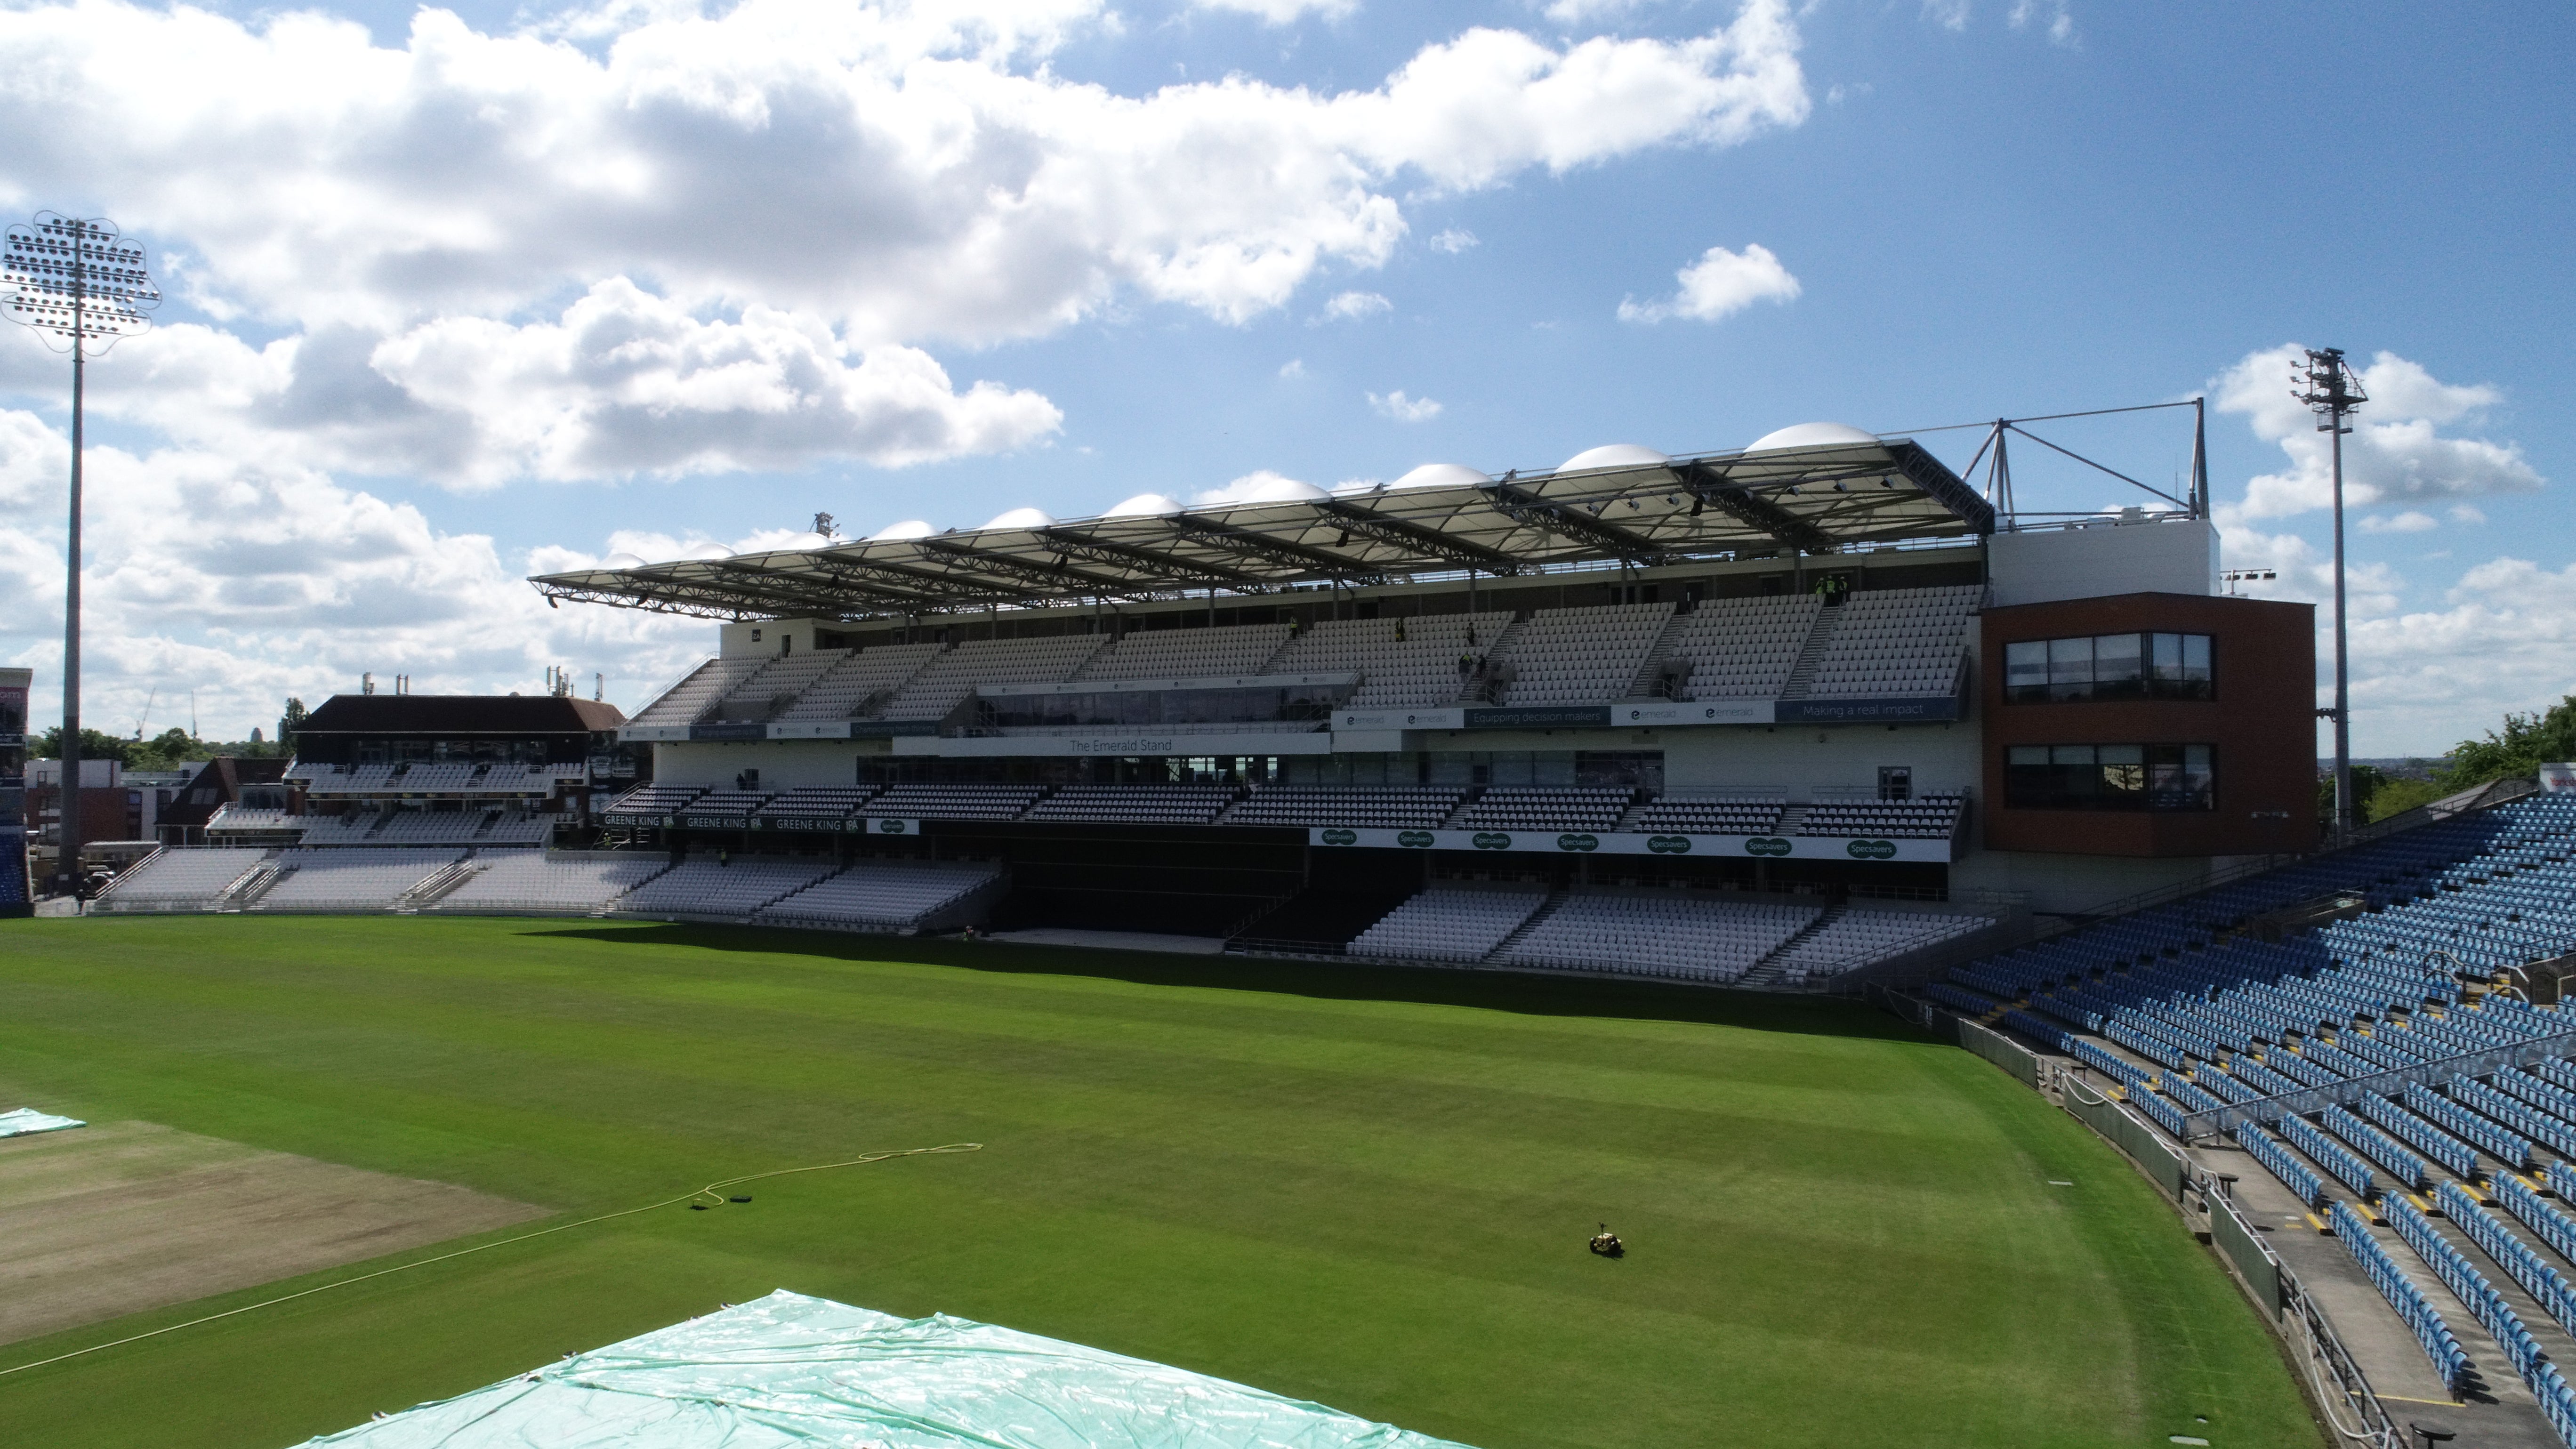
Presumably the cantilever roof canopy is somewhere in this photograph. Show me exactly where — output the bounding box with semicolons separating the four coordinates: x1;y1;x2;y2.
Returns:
529;430;1991;624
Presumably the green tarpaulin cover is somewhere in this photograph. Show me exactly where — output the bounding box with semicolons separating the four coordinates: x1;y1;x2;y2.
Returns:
0;1108;85;1137
299;1289;1480;1449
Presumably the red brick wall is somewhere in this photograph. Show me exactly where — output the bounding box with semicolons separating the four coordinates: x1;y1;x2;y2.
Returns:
1980;592;2318;857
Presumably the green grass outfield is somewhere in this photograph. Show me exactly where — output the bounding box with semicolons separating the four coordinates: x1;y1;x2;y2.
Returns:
0;915;2318;1448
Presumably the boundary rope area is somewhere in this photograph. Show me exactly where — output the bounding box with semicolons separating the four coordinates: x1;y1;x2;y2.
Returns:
0;1143;984;1380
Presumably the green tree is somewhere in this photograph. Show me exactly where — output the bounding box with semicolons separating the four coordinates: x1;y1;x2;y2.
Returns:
2442;694;2576;790
32;725;134;766
2366;776;2451;822
2318;764;2391;823
128;727;208;771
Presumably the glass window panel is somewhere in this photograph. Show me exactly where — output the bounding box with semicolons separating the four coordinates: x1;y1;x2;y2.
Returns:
2183;635;2211;677
2093;633;2145;699
2151;633;2184;679
2061;637;2097;676
2008;746;2049;766
2005;641;2049;702
2050;745;2096;765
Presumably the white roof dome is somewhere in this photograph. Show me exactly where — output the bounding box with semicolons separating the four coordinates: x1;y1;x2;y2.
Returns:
1746;421;1880;453
1389;463;1493;491
1104;492;1184;518
982;506;1058;531
599;552;646;570
869;519;936;541
1227;476;1330;504
1556;443;1669;474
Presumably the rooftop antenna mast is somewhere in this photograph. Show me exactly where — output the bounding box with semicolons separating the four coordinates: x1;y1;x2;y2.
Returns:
2295;347;2367;836
3;214;159;895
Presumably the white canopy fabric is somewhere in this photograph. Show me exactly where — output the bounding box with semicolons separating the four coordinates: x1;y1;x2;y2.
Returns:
301;1290;1479;1449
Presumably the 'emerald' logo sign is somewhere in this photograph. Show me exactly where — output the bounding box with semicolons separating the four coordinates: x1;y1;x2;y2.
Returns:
1646;835;1692;854
1472;832;1512;850
1321;829;1359;846
1845;838;1898;860
1556;833;1599;853
1397;830;1435;848
1745;837;1793;857
878;818;907;834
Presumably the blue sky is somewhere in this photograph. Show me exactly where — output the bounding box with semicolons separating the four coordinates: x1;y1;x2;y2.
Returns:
0;0;2565;754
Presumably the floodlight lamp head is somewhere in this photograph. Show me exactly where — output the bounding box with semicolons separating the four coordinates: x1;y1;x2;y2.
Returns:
4;213;160;355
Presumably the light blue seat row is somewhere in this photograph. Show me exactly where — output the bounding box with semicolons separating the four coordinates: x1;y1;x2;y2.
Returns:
2325;1103;2431;1192
2234;1123;2327;1209
2331;1199;2470;1392
2285;1114;2376;1199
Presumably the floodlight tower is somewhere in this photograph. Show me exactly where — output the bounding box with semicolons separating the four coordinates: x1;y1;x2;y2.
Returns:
2;215;160;896
2295;347;2367;836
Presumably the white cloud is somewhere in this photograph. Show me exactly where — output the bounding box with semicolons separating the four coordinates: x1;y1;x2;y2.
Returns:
1193;0;1359;23
0;0;1807;341
1278;358;1307;378
1368;389;1443;422
2214;345;2544;521
366;279;1062;486
2360;511;2439;534
1924;1;2077;45
0;410;708;738
1191;469;1313;505
1617;242;1800;323
2335;558;2576;754
1429;228;1480;253
1543;0;1649;25
2008;0;2077;46
1320;290;1394;322
2450;505;2488;526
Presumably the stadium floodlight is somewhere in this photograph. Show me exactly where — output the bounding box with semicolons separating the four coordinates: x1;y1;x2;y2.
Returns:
2294;347;2366;837
3;213;160;897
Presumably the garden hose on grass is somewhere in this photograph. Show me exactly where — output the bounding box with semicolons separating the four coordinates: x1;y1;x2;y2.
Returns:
0;1142;983;1380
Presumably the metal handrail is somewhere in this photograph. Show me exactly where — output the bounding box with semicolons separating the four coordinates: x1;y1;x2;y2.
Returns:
2175;1025;2576;1141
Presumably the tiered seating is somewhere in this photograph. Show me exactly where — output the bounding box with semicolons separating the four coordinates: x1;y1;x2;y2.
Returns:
289;764;399;795
1797;796;1962;838
675;790;771;821
600;784;705;817
703;649;853;722
1450;788;1630;832
880;636;1108;721
1804;586;1979;698
432;852;673;913
205;805;297;834
627;657;768;727
300;808;553;847
90;847;272;910
1347;888;1548;963
1658;595;1820;699
1626;794;1786;835
1223;787;1463;829
2231;1124;2326;1208
1264;612;1513;708
773;644;944;722
2386;1197;2554;1402
1501;894;1820;983
1489;603;1671;705
1023;785;1238;825
867;784;1047;821
2436;1182;2576;1338
1769;910;1989;983
1076;622;1290;681
754;789;884;825
614;858;840;918
252;849;464;911
2330;1200;2469;1391
757;861;1004;929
